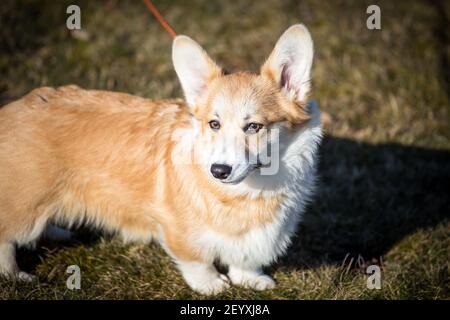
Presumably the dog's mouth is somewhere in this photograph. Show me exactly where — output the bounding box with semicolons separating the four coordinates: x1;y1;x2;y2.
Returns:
220;175;249;185
219;162;270;185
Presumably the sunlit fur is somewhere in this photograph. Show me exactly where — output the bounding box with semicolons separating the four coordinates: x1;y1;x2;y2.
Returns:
0;24;322;294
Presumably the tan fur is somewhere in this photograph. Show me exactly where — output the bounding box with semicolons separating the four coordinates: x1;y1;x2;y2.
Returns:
203;72;309;127
0;81;297;261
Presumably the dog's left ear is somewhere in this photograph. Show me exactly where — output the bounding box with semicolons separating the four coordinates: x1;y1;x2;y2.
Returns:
172;35;222;107
261;24;314;105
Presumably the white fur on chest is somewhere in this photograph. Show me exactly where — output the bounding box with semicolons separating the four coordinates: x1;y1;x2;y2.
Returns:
191;168;317;269
192;205;298;269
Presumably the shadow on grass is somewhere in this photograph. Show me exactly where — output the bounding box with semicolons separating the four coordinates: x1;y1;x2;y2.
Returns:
16;226;103;275
279;136;450;270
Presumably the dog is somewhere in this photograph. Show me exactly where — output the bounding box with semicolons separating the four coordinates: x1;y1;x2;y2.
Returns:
0;24;322;294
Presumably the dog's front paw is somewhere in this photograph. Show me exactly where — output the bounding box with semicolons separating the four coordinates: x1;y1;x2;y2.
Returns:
190;273;230;295
178;261;230;295
248;274;276;291
228;266;276;291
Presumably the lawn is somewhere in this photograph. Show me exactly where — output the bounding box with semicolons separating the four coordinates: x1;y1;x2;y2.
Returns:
0;0;449;299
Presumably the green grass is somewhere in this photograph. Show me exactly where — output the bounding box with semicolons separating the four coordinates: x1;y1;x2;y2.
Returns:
0;0;449;299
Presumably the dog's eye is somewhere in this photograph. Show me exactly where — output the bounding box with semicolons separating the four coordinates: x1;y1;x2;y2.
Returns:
245;123;263;133
209;120;221;130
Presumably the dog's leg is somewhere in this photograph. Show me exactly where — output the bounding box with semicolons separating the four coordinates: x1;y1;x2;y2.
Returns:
0;242;17;276
0;242;36;282
228;265;275;291
177;260;230;295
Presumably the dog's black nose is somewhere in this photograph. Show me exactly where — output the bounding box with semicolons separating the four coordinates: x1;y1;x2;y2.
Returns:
210;164;232;180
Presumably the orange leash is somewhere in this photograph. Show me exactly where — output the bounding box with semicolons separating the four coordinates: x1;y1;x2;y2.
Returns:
143;0;177;38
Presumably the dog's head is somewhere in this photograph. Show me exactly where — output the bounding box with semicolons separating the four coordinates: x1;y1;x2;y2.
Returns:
172;24;314;185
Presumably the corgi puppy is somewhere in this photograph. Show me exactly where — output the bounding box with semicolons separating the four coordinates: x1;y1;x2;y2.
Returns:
0;24;322;294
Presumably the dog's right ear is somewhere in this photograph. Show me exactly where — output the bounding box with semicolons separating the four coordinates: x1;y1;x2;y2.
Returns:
172;36;222;107
261;24;314;106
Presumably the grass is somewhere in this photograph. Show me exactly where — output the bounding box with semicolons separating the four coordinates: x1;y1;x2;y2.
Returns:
0;0;449;299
